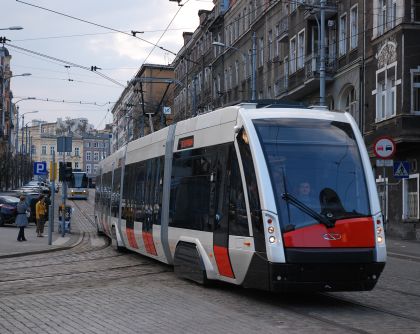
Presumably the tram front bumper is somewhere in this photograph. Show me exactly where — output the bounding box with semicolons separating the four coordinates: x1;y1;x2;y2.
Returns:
269;262;386;292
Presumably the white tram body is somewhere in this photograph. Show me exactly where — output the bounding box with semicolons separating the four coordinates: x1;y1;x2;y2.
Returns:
67;171;89;200
95;103;386;292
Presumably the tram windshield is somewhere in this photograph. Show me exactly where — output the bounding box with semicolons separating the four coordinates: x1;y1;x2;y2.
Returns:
68;172;89;189
253;118;370;231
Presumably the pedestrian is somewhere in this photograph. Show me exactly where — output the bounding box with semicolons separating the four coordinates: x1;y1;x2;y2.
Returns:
35;195;47;237
16;195;29;242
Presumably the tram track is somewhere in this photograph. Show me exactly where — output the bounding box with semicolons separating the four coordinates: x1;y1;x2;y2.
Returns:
320;292;420;324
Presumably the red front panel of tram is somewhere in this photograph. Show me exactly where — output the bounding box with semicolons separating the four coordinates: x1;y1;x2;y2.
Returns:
283;217;375;248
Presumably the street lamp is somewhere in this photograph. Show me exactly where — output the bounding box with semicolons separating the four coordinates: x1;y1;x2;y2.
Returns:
20;110;38;154
14;97;36;154
213;32;257;101
0;26;23;31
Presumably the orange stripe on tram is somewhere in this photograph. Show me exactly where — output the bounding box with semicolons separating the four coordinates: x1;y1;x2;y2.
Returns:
213;245;235;278
126;228;138;249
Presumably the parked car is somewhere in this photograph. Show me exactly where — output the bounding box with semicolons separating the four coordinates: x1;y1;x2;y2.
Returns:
0;195;20;226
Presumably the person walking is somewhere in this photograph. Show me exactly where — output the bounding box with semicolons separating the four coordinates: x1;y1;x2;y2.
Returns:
35;196;47;237
16;196;29;242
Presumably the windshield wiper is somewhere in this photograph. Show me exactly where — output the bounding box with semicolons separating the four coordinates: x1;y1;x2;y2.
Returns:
282;192;335;228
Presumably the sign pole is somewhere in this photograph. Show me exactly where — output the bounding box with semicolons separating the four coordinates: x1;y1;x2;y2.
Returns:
48;152;56;245
383;166;387;232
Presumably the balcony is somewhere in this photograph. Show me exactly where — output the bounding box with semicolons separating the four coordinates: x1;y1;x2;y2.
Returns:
303;1;338;21
278;16;289;41
304;53;337;81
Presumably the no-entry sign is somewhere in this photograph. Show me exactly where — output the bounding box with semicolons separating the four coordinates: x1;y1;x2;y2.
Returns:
373;136;396;159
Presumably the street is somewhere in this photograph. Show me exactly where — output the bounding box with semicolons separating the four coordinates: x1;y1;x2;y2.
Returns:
0;192;419;334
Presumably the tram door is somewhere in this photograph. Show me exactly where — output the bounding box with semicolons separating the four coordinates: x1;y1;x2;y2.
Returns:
212;145;235;278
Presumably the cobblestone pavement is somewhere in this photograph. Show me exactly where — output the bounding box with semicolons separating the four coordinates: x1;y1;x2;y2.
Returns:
0;192;419;333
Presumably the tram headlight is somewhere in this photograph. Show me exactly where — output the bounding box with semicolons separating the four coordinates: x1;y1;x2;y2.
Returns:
268;226;275;234
269;236;276;243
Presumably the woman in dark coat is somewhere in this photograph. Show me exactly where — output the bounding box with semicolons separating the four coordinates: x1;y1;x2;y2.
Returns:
16;196;29;242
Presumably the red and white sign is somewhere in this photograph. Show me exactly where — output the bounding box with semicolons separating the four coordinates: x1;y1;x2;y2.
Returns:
373;136;396;159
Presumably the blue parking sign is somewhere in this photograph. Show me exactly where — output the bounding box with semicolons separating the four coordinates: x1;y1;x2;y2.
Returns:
33;162;48;175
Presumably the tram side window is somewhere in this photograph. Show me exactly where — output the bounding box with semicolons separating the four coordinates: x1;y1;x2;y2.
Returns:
101;172;111;215
112;168;121;217
133;161;146;223
170;150;213;231
228;148;249;236
122;164;132;221
94;175;101;206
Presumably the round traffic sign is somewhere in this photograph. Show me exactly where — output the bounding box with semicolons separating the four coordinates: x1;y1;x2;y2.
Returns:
373;136;396;158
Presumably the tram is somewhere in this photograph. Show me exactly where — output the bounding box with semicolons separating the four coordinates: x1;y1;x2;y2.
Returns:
95;102;386;292
67;171;89;200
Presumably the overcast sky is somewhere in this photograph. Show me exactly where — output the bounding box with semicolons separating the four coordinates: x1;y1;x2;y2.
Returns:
2;0;213;129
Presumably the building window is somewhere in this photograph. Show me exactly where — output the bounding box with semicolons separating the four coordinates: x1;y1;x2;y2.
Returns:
94;142;98;148
297;29;305;69
66;152;71;156
290;36;297;74
86;151;91;161
411;68;420;113
50;146;55;156
75;147;80;156
403;174;419;220
350;5;358;50
268;30;273;61
389;0;397;28
41;146;46;155
414;0;420;21
94;164;99;174
378;0;386;35
31;145;36;155
259;37;264;67
342;86;359;125
75;162;79;169
86;142;91;148
339;13;347;56
94;152;99;161
86;164;92;174
376;65;397;122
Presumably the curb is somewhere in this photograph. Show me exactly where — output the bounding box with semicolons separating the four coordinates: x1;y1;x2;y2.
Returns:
0;232;84;259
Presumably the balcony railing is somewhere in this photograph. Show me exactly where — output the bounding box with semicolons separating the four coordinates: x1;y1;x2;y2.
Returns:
304;53;337;81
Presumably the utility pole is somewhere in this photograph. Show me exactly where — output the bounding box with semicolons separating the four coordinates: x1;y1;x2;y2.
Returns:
251;31;257;101
319;0;326;107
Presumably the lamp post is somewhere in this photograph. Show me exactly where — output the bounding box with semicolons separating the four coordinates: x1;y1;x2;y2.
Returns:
14;96;36;154
213;32;257;101
20;110;38;154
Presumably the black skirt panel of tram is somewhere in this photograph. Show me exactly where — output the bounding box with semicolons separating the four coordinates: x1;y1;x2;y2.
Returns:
243;252;385;292
284;248;375;263
268;261;386;292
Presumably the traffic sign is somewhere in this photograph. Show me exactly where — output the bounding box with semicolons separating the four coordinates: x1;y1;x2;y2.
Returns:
373;136;396;159
393;161;409;179
376;159;393;167
33;162;48;175
163;106;171;115
57;136;72;153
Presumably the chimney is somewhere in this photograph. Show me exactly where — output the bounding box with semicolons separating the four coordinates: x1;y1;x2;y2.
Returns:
182;32;193;46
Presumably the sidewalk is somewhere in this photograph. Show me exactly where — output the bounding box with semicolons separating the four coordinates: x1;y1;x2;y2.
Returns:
0;220;81;258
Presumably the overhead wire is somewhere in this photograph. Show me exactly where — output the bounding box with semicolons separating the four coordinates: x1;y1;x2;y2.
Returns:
15;0;179;56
